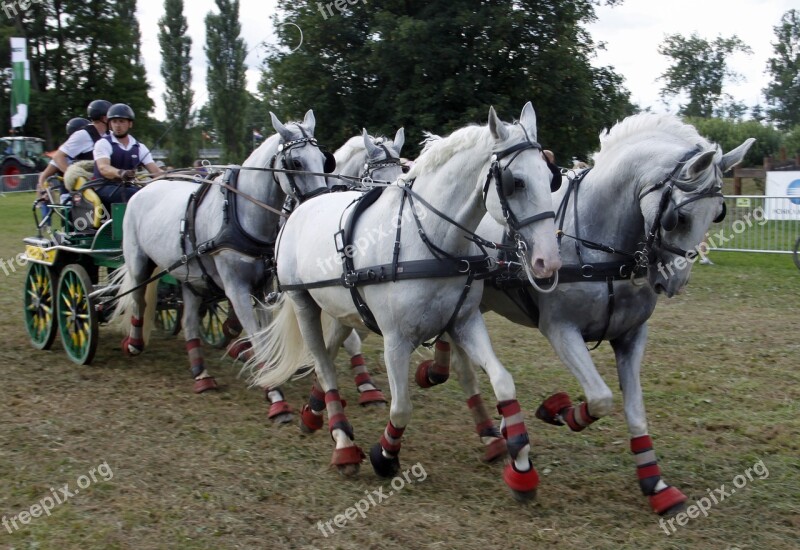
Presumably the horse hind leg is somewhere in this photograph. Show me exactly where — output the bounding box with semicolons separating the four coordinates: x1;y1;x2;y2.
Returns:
414;340;451;388
342;329;387;407
534;325;611;432
449;341;507;463
118;256;156;356
181;287;219;393
612;323;687;516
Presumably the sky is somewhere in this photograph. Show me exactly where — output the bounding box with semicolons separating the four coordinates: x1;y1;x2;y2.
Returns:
136;0;796;120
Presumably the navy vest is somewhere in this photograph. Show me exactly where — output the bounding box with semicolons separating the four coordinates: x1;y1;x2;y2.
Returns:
93;135;141;179
72;126;103;162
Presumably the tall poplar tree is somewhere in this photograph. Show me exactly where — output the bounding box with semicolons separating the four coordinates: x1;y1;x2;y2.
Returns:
159;0;196;167
205;0;247;163
764;9;800;130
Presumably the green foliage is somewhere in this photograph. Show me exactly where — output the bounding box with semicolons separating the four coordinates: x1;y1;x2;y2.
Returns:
684;116;782;167
764;9;800;130
159;0;196;168
658;33;752;118
259;0;635;160
782;125;800;156
0;0;155;146
205;0;248;164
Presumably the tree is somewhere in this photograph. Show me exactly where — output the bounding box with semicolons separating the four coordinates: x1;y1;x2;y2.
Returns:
159;0;196;167
764;9;800;130
658;33;752;118
259;0;634;161
205;0;248;163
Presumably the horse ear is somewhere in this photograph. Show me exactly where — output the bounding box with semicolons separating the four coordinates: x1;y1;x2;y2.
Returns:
363;129;380;158
270;112;294;142
393;127;405;154
719;137;756;174
302;109;316;135
518;101;538;141
685;150;717;179
488;106;509;141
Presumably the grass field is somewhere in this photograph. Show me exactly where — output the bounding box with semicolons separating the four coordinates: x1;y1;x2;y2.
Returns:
0;191;798;550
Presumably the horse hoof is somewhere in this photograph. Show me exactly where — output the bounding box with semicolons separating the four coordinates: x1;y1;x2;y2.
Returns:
358;389;387;407
193;377;219;393
650;486;688;516
336;463;361;477
503;462;539;502
369;443;400;478
121;336;144;356
272;412;294;425
331;445;366;476
535;392;572;426
299;404;323;433
482;438;508;463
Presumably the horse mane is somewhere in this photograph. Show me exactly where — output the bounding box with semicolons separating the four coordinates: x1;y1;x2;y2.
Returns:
407;123;523;181
592;113;721;194
335;133;395;165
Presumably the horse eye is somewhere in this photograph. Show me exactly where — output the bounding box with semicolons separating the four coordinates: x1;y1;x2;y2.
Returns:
514;178;525;189
292;160;302;170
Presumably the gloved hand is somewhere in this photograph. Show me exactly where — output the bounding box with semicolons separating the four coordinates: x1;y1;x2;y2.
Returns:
119;169;137;181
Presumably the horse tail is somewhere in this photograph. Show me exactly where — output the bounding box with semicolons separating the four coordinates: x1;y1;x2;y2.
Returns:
244;293;312;389
108;265;159;346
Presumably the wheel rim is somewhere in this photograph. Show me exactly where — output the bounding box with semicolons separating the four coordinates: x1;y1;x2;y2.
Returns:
3;165;22;189
57;265;98;364
24;263;56;349
156;306;182;336
200;300;229;348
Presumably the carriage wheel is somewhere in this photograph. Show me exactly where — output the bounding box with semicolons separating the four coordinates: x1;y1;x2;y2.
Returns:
24;262;57;350
57;264;99;365
199;299;230;348
156;304;183;336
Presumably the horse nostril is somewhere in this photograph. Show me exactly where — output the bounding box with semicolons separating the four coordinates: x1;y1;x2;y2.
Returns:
533;258;546;274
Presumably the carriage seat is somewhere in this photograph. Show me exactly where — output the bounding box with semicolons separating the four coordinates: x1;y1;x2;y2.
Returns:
64;161;107;229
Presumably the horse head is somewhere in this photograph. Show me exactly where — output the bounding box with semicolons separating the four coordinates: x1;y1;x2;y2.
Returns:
267;109;333;202
484;102;561;279
639;136;755;296
361;127;406;182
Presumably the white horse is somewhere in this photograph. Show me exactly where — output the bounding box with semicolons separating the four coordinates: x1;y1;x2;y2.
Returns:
415;113;755;514
296;127;408;416
244;103;561;499
112;110;333;421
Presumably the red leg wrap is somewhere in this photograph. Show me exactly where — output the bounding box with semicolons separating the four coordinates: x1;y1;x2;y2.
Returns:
535;392;573;426
268;400;292;419
649;486;688;515
503;462;540;492
330;445;366;466
300;404;323;432
358;389;387;406
482;438;508;463
193;377;218;393
227;340;253;362
564;402;598;432
121;336;144;356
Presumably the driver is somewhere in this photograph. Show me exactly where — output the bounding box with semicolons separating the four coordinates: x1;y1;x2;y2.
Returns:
92;103;163;206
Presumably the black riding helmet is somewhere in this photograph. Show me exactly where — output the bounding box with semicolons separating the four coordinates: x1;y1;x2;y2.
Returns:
107;103;135;121
87;99;112;121
66;117;90;136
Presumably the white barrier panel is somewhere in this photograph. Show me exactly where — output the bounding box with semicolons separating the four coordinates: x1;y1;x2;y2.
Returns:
0;172;39;193
715;195;798;254
764;171;800;221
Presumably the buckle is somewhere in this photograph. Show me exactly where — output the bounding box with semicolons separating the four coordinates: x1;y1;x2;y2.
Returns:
581;264;594;278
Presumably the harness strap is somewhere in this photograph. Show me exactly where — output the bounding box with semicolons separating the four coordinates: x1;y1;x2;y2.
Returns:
587;278;615;351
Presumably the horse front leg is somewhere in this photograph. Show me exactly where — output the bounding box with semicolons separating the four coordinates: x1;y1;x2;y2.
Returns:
448;340;507;463
181;286;218;393
368;335;415;479
342;329;387;407
535;324;612;431
611;322;688;516
450;311;539;501
292;292;364;476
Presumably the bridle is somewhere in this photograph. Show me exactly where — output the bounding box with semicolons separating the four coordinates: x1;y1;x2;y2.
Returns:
359;140;407;182
269;126;335;202
638;149;726;264
482;132;560;292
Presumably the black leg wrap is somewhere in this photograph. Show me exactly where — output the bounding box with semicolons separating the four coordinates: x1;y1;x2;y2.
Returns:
309;394;325;412
479;426;502;439
331;420;355;441
639;476;661;496
190;364;205;378
506;433;530;460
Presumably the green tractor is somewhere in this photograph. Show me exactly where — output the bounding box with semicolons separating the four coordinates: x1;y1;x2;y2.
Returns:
0;136;48;190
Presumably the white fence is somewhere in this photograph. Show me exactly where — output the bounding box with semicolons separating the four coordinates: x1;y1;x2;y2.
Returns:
715;195;799;254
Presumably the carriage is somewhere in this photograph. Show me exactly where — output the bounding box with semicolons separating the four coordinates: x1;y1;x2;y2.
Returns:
21;176;230;365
